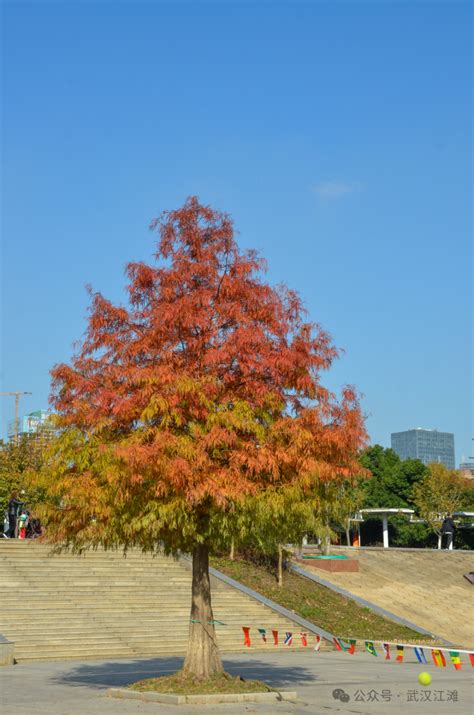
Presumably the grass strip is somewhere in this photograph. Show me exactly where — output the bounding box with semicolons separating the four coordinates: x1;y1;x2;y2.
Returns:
211;555;423;641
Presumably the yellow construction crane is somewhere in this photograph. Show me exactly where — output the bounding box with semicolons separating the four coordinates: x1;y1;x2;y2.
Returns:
0;391;32;442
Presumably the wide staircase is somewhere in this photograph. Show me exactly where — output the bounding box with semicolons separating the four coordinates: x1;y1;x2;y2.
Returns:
0;541;305;662
300;547;474;648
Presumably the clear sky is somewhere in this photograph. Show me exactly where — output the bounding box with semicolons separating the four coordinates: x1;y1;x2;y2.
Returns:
2;1;472;462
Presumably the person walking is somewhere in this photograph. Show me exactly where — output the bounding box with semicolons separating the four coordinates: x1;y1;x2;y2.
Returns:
6;490;23;539
441;513;456;550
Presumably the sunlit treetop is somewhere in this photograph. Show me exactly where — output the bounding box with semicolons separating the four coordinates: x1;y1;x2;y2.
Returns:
45;197;366;548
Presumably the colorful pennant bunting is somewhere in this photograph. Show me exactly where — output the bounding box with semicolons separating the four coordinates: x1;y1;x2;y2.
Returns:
414;647;428;664
242;626;251;647
365;641;377;657
236;624;471;675
449;651;462;670
432;649;446;668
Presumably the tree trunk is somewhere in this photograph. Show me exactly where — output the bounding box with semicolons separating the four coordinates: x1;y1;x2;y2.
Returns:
277;544;283;588
345;524;351;547
182;543;223;679
229;538;235;561
322;536;330;555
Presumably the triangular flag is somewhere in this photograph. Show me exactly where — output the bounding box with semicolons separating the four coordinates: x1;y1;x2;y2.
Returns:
365;641;377;657
242;626;251;647
469;653;474;667
348;639;357;655
258;628;267;643
314;635;321;652
432;649;446;667
414;647;427;664
272;630;279;646
382;643;390;660
449;651;462;670
284;632;293;646
300;632;308;647
333;637;348;651
396;645;404;662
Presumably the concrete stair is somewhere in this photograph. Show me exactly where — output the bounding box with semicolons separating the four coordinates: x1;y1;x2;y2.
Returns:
300;547;474;647
0;542;307;662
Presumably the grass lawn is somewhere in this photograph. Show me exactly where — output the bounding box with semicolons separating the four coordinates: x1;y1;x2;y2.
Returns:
129;672;274;695
211;555;424;641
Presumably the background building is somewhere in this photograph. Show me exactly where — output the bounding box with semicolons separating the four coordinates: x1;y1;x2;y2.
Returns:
391;428;455;469
8;409;55;443
459;462;474;480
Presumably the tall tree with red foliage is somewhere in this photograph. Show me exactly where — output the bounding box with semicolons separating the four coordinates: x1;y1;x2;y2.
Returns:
36;197;366;678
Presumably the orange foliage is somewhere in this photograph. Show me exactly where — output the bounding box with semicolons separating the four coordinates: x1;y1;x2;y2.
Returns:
51;197;366;512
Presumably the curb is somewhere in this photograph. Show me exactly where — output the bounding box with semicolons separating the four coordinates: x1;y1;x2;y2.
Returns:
107;687;298;705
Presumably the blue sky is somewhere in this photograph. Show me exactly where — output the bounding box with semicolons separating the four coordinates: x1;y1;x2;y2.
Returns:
2;1;472;462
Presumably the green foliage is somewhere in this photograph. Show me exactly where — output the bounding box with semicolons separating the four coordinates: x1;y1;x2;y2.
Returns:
331;480;366;545
357;449;474;548
411;463;470;536
233;486;320;557
233;477;367;559
359;445;427;508
460;484;474;511
0;436;46;516
386;516;434;548
357;445;430;546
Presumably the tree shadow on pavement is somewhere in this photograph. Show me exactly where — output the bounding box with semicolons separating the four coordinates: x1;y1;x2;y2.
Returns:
53;655;317;690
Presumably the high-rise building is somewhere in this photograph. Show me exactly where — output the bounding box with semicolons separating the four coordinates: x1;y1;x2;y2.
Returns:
8;409;55;444
391;428;455;469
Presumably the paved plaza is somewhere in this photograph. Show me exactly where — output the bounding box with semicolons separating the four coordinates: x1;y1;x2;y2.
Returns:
0;650;472;715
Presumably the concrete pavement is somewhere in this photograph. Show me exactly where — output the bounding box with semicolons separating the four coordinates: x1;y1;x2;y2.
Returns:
0;650;472;714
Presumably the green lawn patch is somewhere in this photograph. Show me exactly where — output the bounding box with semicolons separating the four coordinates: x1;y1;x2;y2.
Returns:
129;672;274;695
211;555;422;641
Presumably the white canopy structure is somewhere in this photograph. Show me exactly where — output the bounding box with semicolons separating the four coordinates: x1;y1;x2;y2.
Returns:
353;508;415;548
350;510;473;549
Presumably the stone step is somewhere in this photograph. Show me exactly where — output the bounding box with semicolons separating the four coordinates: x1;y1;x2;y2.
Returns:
0;543;315;662
0;624;290;638
0;606;270;615
1;613;274;624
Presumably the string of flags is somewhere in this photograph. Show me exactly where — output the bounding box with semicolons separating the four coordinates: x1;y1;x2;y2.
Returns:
240;627;474;671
